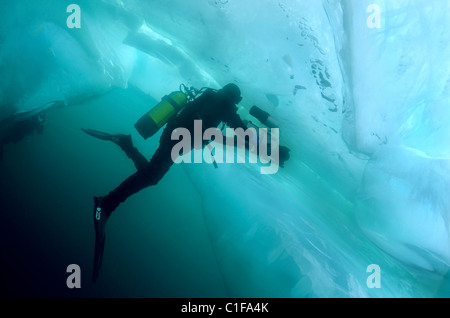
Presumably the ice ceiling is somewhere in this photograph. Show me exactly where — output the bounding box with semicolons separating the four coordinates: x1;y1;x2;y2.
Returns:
1;0;449;297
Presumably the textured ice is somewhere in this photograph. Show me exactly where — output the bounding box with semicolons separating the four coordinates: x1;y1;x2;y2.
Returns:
1;0;449;297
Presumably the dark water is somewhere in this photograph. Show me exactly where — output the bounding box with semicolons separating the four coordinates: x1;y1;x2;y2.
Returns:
2;89;449;298
0;88;227;297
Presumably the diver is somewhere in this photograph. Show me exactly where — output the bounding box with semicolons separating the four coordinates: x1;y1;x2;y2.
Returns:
84;83;290;282
0;113;45;161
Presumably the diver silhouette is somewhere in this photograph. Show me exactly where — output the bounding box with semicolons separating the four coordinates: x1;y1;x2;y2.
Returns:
84;83;290;282
0;114;45;161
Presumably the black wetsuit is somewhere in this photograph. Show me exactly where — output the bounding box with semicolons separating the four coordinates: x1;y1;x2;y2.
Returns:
102;88;247;215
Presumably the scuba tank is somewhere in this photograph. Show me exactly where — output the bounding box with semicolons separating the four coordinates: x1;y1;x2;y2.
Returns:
135;91;187;139
135;85;203;139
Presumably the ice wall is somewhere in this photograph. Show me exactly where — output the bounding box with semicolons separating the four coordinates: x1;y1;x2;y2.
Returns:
0;0;124;118
334;0;450;275
338;0;450;156
1;0;449;296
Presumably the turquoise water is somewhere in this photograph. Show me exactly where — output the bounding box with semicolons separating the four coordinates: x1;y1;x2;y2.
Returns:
1;86;447;297
1;0;449;298
1;88;227;297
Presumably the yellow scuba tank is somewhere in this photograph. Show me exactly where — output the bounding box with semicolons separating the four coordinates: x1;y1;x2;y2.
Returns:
135;91;188;139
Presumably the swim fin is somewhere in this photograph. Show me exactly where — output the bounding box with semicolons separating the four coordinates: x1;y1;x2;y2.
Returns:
92;196;109;283
82;128;131;148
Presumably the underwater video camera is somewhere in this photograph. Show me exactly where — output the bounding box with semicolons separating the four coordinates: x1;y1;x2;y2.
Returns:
247;105;290;167
249;105;279;129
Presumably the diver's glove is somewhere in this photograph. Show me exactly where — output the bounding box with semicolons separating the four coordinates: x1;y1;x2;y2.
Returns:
265;144;290;168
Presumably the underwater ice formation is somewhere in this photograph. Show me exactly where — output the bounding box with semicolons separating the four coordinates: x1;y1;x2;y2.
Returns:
1;0;449;297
